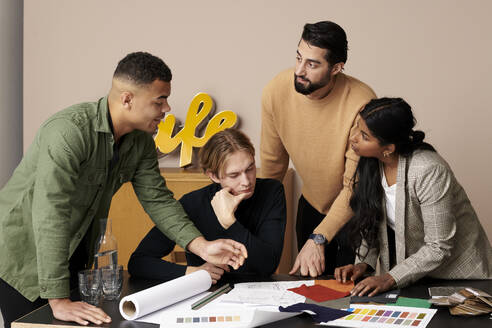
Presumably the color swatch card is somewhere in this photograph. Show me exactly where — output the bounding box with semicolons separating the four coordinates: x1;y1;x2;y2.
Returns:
159;308;299;328
320;304;437;328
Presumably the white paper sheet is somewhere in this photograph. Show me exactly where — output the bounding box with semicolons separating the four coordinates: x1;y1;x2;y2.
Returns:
119;270;212;320
233;280;315;290
220;280;315;306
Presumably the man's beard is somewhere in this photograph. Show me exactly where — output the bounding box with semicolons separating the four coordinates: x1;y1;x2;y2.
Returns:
294;73;331;95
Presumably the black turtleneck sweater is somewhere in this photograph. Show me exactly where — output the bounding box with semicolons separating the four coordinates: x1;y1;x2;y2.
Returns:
128;178;286;281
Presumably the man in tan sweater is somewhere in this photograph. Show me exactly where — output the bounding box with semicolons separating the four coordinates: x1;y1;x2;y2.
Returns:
261;21;376;277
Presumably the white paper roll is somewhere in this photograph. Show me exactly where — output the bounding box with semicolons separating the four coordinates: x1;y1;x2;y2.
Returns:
119;269;212;320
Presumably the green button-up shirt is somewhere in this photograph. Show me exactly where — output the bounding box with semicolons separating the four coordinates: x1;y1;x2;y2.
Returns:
0;97;201;301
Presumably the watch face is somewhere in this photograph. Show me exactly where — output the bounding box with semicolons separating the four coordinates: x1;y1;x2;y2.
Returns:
310;234;326;244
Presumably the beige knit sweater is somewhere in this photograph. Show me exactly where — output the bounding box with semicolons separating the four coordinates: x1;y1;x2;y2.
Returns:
260;68;376;242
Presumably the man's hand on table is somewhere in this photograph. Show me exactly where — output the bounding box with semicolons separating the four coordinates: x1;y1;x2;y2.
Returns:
187;236;248;270
48;298;111;326
350;273;396;297
289;239;325;277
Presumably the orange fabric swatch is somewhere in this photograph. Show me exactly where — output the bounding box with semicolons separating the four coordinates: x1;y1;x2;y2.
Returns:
315;279;354;293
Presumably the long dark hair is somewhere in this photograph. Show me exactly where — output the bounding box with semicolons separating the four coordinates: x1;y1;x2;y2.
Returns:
348;97;435;259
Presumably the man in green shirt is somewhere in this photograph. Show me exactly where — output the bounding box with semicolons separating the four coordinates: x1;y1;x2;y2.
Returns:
0;52;247;328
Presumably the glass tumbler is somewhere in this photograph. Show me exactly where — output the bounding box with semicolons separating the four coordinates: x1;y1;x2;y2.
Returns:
101;265;123;300
78;269;102;306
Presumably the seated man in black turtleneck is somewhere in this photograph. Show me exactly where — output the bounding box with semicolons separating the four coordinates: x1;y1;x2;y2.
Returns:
128;128;286;283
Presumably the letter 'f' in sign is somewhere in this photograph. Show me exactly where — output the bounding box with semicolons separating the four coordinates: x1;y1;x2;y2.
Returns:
154;92;237;167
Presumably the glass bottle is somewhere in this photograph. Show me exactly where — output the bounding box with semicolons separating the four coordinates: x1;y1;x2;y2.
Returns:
93;218;118;269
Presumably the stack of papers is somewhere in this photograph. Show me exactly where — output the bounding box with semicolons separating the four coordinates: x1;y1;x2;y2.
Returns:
428;286;466;306
429;287;492;316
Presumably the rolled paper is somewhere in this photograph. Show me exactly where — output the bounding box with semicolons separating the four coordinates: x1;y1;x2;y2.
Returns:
119;270;212;320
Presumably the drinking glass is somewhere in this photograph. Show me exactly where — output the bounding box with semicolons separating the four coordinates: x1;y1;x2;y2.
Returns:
78;269;102;306
101;265;123;300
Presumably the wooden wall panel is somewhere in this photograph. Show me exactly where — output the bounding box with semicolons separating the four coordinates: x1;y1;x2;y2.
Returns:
109;168;210;269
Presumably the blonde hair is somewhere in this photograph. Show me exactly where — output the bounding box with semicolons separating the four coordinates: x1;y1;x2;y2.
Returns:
199;128;255;177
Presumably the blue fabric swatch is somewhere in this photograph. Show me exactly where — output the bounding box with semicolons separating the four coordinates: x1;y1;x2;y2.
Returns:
279;303;351;323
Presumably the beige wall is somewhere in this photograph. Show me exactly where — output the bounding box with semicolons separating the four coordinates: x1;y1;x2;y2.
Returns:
24;0;492;242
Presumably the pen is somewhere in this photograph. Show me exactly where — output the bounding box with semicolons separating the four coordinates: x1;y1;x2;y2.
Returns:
191;283;232;310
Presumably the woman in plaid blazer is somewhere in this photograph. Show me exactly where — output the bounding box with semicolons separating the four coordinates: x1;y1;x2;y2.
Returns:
334;97;492;296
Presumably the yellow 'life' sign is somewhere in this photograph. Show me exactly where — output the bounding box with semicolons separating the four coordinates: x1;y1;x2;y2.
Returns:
154;92;237;167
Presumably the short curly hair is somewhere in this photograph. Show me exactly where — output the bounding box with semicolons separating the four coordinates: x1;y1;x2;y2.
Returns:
113;52;172;85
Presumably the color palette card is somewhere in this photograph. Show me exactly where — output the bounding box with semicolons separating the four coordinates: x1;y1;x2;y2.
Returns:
159;308;299;328
320;304;437;328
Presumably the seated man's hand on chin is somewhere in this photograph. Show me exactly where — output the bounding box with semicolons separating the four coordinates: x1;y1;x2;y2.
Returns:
211;187;249;229
187;236;248;270
186;262;230;284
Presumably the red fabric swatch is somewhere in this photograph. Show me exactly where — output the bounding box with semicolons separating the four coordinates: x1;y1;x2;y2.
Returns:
288;284;350;302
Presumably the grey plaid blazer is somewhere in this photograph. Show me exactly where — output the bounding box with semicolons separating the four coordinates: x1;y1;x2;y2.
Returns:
357;150;492;288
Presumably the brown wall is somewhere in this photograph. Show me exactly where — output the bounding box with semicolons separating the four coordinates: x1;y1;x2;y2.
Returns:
23;0;492;242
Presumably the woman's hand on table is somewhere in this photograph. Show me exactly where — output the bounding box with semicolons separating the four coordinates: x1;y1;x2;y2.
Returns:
335;263;396;296
334;263;368;283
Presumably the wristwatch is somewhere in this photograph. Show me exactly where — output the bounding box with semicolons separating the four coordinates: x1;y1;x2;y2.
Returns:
309;233;327;245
